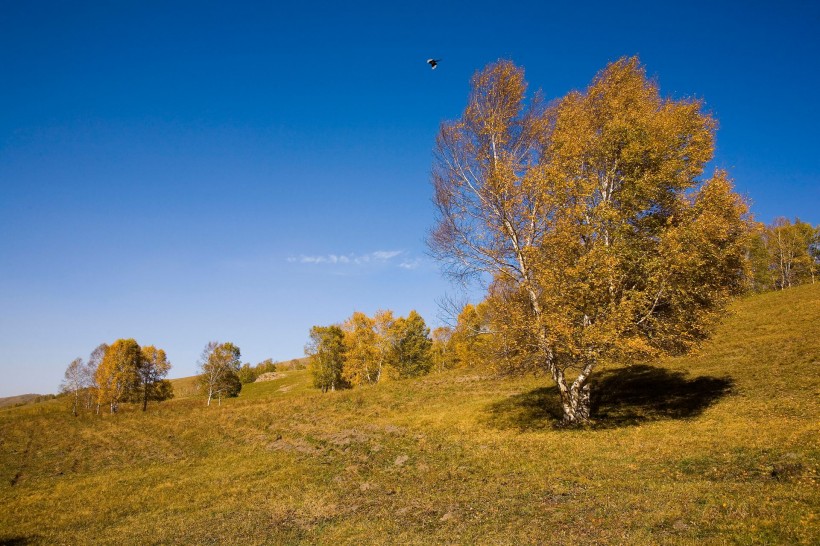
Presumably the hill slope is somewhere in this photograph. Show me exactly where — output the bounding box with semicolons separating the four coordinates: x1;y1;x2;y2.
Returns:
0;394;46;409
1;285;818;544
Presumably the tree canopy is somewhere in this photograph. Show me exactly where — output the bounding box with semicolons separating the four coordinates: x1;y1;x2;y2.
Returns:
198;341;242;406
430;57;751;425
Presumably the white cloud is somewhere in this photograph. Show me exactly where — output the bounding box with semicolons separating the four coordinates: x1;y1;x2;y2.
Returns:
372;250;402;260
289;250;406;266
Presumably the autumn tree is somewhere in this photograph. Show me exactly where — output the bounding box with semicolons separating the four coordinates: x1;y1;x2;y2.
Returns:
372;310;403;381
430;58;751;425
768;218;818;288
448;303;493;369
341;312;380;386
305;325;347;392
198;341;242;406
95;338;141;414
136;345;173;411
745;225;775;292
237;363;257;384
745;218;819;291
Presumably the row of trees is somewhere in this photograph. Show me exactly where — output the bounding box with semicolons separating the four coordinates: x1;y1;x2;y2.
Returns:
429;303;492;371
237;358;279;384
748;218;819;291
60;339;173;415
61;339;255;412
237;358;307;384
305;310;433;392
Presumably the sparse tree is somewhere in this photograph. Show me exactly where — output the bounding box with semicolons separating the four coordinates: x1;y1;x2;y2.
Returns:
430;326;455;371
60;358;85;416
305;325;347;392
430;58;751;425
86;343;107;412
198;341;242;406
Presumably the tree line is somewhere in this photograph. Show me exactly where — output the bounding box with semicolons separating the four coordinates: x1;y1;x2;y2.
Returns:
60;339;172;415
305;310;433;392
748;218;819;291
236;357;306;384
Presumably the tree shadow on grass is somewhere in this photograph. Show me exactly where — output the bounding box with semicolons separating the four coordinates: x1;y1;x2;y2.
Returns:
483;364;734;431
0;537;40;546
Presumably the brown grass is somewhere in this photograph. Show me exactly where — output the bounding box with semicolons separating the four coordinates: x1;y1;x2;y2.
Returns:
1;285;818;544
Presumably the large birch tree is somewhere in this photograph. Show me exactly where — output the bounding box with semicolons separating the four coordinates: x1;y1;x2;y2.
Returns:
430;58;751;425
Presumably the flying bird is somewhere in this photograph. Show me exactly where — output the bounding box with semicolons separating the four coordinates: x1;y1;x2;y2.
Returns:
427;58;441;70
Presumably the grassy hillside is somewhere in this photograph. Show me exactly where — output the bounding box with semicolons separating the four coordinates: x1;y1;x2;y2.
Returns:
1;285;818;544
0;394;47;410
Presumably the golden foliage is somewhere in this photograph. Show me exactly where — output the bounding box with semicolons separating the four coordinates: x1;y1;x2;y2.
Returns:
431;57;753;424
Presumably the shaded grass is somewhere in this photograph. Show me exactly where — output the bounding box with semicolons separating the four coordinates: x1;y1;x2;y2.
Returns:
484;364;734;430
1;284;819;544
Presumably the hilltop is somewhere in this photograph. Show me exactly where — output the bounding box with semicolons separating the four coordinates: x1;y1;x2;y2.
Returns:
1;285;818;544
0;394;49;410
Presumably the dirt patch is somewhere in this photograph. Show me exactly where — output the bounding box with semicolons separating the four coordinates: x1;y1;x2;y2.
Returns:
255;372;280;382
267;435;322;454
322;428;371;447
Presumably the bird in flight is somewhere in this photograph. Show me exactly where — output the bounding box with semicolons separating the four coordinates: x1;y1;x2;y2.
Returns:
427;58;441;70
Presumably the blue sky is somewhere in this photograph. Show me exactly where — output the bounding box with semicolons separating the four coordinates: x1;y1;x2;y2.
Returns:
1;0;818;396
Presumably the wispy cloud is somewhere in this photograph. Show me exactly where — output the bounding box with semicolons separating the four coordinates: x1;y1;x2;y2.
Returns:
399;258;422;270
287;250;405;266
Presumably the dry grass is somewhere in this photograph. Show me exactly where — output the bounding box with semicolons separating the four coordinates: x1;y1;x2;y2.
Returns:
1;285;818;544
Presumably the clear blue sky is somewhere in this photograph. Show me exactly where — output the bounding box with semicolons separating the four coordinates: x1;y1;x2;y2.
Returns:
1;0;818;396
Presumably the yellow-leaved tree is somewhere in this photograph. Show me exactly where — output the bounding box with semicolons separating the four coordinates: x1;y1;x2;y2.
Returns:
430;58;752;425
95;338;141;414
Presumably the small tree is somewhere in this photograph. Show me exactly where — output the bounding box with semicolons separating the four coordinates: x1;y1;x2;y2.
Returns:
86;343;107;412
767;218;818;288
341;312;379;386
237;363;258;384
430;326;455;371
136;345;173;411
392;310;433;378
306;325;346;392
60;358;85;416
449;303;493;369
198;341;242;406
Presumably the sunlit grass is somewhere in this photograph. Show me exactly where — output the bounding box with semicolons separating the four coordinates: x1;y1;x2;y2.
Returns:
1;285;818;544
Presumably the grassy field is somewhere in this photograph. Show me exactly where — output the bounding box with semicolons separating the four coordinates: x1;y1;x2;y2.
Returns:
1;285;818;544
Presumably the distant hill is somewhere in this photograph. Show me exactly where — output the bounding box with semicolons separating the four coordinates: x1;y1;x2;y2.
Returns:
1;285;818;544
0;393;50;409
